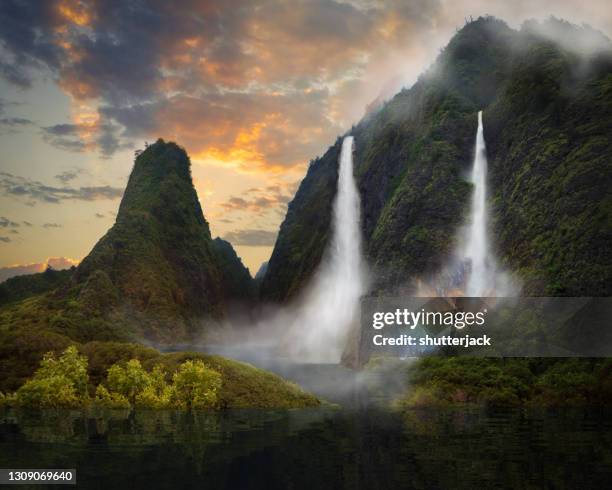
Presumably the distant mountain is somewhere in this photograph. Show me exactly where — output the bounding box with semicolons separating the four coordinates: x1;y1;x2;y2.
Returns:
261;17;612;301
0;139;253;342
254;261;268;281
0;267;74;306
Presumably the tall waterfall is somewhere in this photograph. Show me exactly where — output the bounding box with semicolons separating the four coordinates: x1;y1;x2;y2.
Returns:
290;135;366;362
465;111;493;296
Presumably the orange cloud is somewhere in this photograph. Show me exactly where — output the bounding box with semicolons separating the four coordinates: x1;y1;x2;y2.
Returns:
0;256;79;283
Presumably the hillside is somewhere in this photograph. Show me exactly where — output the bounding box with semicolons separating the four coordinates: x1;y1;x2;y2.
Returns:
261;17;612;300
0;140;254;344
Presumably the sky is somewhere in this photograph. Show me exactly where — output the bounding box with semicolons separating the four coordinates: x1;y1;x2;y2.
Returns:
1;0;611;276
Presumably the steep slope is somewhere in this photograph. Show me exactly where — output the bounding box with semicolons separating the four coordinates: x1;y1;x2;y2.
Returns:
212;237;254;302
261;17;612;300
1;139;254;342
484;23;612;295
260;140;342;301
75;139;224;327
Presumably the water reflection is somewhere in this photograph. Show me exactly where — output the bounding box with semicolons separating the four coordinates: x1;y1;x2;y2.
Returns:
1;407;611;489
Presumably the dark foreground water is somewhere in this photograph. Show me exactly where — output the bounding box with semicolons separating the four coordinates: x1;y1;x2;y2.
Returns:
1;406;611;489
2;351;612;489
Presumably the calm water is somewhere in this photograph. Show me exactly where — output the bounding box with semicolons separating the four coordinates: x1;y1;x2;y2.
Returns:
1;407;612;489
2;353;612;489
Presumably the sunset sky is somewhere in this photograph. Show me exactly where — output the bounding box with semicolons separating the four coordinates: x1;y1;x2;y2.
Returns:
1;0;611;277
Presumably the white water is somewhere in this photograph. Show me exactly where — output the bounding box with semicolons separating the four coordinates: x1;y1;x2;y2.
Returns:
465;111;493;296
288;136;366;362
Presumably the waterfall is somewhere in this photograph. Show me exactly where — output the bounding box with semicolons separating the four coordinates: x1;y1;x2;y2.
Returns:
417;110;518;298
464;111;493;296
289;135;366;362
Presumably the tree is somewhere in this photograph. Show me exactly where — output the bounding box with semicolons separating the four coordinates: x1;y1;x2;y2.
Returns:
106;359;151;405
16;345;89;408
134;365;172;409
35;345;89;396
170;360;221;409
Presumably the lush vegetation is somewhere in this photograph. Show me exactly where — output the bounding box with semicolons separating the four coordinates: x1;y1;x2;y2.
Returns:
0;267;74;306
397;357;612;408
0;345;319;410
0;139;255;345
260;140;342;301
260;17;612;404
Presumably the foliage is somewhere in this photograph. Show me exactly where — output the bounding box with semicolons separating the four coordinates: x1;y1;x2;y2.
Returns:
170;360;221;409
0;267;74;306
106;359;152;405
400;357;612;408
15;346;88;408
0;339;319;409
93;385;131;409
0;139;257;344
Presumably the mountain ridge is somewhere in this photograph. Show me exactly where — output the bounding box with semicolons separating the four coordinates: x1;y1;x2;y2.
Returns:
261;16;612;301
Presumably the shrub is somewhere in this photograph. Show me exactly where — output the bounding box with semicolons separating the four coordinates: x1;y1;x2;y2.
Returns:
106;359;151;405
93;385;131;409
170;360;222;409
15;345;88;408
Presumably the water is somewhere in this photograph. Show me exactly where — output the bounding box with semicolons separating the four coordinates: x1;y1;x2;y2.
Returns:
465;111;493;296
288;135;366;362
417;111;516;297
1;407;610;489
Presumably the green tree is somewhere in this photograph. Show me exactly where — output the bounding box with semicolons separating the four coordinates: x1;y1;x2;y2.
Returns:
135;365;172;409
36;345;89;396
93;385;131;409
16;345;89;408
106;359;151;405
170;360;221;409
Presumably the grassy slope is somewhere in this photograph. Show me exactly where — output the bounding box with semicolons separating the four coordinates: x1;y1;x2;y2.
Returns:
0;335;319;408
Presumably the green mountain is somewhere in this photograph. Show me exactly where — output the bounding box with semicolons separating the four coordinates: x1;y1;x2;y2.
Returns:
261;17;612;301
0;141;319;405
1;139;254;343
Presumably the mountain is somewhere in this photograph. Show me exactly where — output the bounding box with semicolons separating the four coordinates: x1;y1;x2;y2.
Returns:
0;267;74;306
261;17;612;301
0;139;254;343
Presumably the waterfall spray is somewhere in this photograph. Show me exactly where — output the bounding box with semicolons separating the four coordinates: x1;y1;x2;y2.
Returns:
289;136;366;362
465;111;493;296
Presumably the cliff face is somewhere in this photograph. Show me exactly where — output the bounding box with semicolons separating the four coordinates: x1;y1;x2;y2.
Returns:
261;17;612;300
260;140;341;301
484;24;612;295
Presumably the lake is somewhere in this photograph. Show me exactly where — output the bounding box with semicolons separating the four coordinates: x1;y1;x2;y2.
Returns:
1;353;611;489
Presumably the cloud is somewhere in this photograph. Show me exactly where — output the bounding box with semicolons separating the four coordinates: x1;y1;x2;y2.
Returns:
0;256;78;282
43;222;62;228
55;169;81;183
0;216;20;228
0;117;33;134
40;119;131;157
0;0;444;165
219;182;297;215
41;123;87;152
223;229;278;246
2;0;612;168
0;237;10;243
94;212;105;218
0;172;123;203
